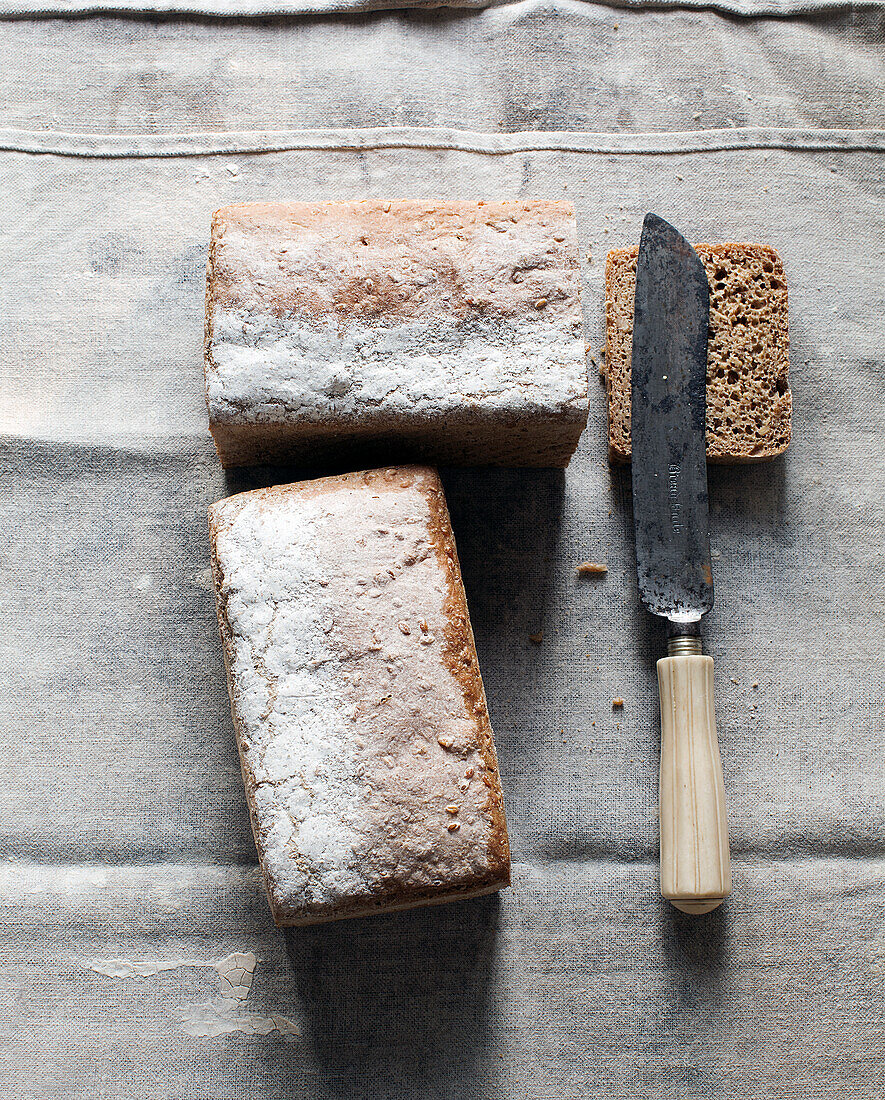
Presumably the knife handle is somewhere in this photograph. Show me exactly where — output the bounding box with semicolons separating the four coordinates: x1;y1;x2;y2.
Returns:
657;650;731;914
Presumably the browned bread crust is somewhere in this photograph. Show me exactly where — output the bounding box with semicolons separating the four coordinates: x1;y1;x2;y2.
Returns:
204;200;589;468
209;466;510;927
605;243;791;463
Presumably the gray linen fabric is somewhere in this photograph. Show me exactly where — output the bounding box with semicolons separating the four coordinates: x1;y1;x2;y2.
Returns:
2;0;882;20
0;2;883;1096
2;6;883;136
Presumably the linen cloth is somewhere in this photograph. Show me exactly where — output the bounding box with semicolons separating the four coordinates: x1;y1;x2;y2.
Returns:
2;0;881;20
0;2;883;1096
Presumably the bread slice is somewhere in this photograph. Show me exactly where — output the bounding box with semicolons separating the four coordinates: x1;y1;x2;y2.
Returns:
209;465;510;927
605;243;791;462
204;200;589;468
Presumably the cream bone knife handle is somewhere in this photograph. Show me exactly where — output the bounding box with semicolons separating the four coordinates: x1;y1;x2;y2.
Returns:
658;634;731;914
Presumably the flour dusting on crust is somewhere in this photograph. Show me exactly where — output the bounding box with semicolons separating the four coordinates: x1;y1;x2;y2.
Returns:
209;466;510;926
204;201;588;466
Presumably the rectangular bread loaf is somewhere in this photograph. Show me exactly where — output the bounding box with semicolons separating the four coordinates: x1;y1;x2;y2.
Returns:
209;465;510;927
605;242;791;462
205;200;589;467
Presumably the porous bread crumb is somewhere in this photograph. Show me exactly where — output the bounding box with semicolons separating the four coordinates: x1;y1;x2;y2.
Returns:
576;561;608;575
604;242;791;463
612;697;624;708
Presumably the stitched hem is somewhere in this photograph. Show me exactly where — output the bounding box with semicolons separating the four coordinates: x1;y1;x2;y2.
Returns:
1;125;883;158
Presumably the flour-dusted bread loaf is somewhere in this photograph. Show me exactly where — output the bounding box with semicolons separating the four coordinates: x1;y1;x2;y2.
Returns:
209;466;510;927
605;242;791;462
205;200;589;467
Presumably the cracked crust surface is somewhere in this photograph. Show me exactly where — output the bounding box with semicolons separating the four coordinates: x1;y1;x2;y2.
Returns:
209;465;510;927
605;242;791;463
204;200;588;467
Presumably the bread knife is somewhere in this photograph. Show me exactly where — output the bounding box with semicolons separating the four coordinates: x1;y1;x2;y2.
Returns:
630;213;732;914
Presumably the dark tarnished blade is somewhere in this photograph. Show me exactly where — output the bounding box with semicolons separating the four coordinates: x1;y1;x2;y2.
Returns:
631;214;713;625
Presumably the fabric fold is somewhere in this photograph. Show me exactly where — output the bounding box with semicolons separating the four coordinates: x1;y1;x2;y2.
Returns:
3;124;884;158
1;0;881;19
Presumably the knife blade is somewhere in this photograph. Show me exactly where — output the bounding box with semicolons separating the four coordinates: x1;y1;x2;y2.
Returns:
630;213;731;914
631;214;713;628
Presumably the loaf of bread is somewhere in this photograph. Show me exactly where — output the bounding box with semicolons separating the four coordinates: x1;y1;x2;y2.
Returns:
605;242;791;462
209;466;510;927
205;200;589;468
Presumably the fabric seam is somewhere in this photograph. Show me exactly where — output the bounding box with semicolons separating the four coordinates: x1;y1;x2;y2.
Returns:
1;0;882;20
1;125;883;158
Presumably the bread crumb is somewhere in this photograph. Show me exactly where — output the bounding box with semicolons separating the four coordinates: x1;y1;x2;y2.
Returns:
529;630;544;644
612;697;624;708
730;677;739;684
586;247;593;264
605;241;791;462
576;561;608;576
752;681;759;689
446;805;460;815
535;298;548;309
